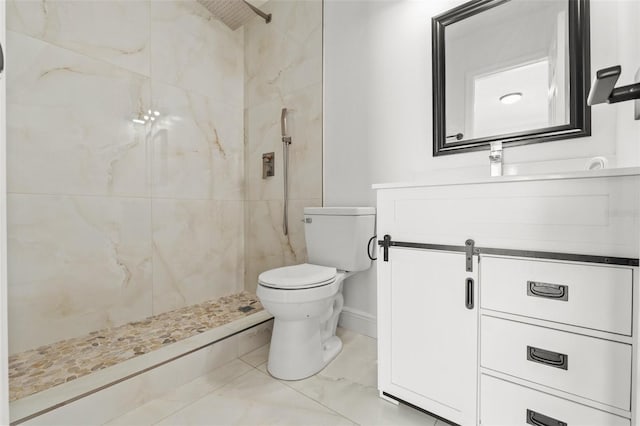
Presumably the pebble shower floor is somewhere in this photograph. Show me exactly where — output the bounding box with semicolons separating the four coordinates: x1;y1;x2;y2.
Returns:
8;292;263;401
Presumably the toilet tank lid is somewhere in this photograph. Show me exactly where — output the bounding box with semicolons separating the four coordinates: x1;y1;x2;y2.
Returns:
304;207;375;216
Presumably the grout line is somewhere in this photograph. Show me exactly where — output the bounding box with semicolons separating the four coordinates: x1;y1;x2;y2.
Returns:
240;344;358;424
247;361;357;425
6;192;246;202
320;0;325;210
147;363;258;426
148;0;154;320
8;29;244;113
245;76;323;111
6;30;152;80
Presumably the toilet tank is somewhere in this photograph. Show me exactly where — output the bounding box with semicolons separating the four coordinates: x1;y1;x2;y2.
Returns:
304;207;376;272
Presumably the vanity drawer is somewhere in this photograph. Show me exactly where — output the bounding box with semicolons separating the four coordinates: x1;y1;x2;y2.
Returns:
481;256;633;335
481;316;631;410
481;374;630;426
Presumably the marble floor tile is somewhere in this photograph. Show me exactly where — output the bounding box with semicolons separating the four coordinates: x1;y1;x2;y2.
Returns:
155;368;354;426
281;368;436;426
259;329;438;426
104;359;253;426
112;328;438;426
104;398;185;426
239;344;270;368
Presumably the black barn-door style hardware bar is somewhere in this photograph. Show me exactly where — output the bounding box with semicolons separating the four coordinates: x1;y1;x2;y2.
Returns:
378;235;639;267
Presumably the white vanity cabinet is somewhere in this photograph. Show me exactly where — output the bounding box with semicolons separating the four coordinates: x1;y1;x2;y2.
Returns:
375;168;640;426
377;247;478;425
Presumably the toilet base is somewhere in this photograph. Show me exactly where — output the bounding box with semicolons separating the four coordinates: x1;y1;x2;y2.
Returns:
322;335;343;364
266;318;344;381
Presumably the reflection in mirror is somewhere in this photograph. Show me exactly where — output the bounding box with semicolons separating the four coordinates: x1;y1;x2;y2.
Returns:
433;0;590;156
446;0;569;141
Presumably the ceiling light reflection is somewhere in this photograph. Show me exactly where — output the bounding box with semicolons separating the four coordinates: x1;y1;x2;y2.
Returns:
499;92;523;105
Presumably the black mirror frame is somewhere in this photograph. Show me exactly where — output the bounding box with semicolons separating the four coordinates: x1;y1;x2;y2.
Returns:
432;0;591;157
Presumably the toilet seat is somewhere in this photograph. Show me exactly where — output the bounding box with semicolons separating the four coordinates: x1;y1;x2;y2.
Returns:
258;263;337;290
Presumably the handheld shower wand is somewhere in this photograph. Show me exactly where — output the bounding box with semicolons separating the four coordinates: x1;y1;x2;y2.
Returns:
281;108;291;144
281;108;292;236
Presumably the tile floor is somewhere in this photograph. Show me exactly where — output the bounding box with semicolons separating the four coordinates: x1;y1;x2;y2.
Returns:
105;328;444;426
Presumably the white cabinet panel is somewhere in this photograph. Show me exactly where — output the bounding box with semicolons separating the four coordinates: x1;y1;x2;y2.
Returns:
481;316;632;411
481;256;633;335
376;175;640;258
481;374;630;426
378;247;478;425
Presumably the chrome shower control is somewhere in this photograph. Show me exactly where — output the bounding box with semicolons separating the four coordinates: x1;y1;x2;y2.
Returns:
262;152;275;179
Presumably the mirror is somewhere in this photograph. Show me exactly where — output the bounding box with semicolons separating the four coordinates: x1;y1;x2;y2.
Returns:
432;0;591;156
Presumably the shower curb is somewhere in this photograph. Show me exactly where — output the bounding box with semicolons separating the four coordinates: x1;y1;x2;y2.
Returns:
10;311;273;425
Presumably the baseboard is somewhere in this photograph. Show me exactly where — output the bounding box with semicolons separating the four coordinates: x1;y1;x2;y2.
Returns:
338;307;377;338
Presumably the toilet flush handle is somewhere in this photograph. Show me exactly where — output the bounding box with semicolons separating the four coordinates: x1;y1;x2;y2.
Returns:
301;218;312;223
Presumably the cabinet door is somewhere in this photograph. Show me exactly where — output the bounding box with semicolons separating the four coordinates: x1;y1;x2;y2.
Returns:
378;247;478;425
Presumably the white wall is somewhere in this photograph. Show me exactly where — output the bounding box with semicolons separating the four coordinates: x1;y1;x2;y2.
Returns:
323;1;376;334
324;0;640;329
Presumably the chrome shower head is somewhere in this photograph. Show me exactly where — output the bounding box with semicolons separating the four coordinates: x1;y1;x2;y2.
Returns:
197;0;271;31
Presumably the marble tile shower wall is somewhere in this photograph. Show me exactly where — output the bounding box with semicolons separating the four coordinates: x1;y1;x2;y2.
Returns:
6;0;245;354
243;0;323;293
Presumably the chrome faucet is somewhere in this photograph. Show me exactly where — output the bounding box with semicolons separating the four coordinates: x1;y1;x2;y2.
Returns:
489;141;503;177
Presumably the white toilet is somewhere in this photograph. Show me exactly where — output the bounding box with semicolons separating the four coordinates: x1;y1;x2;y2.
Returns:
256;206;375;380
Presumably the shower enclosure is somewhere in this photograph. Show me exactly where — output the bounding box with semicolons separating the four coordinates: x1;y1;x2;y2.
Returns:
2;0;322;420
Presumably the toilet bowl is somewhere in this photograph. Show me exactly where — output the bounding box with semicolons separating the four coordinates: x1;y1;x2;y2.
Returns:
257;263;354;380
256;207;375;380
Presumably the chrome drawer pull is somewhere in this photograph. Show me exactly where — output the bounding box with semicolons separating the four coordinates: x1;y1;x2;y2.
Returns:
527;345;568;370
527;281;568;301
526;409;567;426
